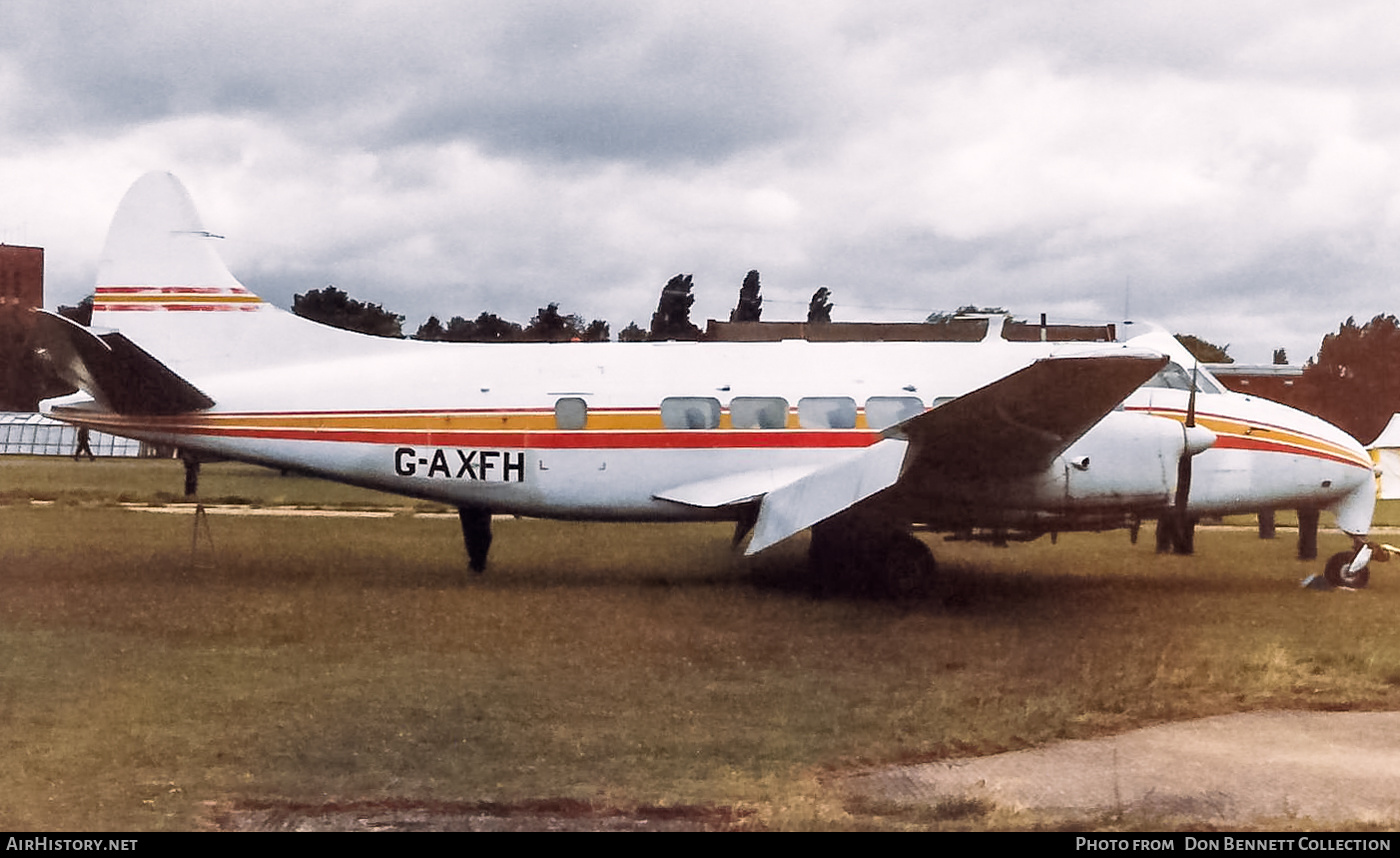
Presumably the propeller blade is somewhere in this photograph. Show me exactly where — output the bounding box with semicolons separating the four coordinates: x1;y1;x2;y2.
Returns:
1186;362;1198;428
1171;361;1201;554
1176;360;1199;514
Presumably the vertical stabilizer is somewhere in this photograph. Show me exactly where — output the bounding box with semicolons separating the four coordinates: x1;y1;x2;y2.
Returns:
94;171;263;312
87;172;366;380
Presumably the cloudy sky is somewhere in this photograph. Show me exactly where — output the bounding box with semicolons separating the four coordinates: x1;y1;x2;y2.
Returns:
5;1;1400;363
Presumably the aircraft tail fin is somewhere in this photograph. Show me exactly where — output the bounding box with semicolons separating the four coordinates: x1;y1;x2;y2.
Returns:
85;171;357;380
93;171;268;317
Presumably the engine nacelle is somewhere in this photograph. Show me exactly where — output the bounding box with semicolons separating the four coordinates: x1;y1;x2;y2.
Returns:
1053;410;1202;511
915;410;1200;520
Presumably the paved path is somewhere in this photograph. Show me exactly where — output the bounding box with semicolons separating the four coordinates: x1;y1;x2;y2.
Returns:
843;711;1400;824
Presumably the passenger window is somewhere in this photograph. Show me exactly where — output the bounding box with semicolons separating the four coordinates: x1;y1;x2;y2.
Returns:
661;397;721;429
865;396;924;430
798;396;857;429
554;397;588;430
730;397;789;429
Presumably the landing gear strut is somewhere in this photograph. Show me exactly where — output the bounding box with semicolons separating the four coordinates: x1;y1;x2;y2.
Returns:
457;506;492;574
1155;512;1195;555
180;451;201;497
179;451;212;561
1297;509;1320;561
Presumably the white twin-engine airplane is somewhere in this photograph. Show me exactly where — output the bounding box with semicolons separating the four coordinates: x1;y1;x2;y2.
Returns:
34;172;1381;589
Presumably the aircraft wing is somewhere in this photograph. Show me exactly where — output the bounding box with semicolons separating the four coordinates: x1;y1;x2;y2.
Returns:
744;350;1168;554
894;350;1169;480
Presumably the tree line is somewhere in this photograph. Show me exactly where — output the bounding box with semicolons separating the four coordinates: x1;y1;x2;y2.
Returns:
290;270;837;343
292;270;1400;443
28;278;1400;445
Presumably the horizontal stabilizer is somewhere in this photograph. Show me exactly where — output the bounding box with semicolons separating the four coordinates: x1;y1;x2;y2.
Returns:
31;310;214;414
745;439;909;555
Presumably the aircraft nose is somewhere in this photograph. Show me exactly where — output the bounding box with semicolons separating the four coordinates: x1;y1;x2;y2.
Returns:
1315;418;1376;537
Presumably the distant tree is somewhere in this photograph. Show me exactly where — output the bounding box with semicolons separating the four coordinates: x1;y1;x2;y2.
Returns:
1174;334;1232;364
581;319;611;342
523;303;587;342
649;274;701;340
1273;348;1289;365
57;295;94;326
807;287;833;324
447;312;522;342
413;315;447;341
729;270;763;323
1294;314;1400;443
618;322;648;342
442;315;475;341
292;285;404;338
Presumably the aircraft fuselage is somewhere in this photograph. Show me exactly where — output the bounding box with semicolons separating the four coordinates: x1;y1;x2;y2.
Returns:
49;332;1376;536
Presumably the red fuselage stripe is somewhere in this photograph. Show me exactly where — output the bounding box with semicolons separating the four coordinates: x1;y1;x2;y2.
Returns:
79;423;881;450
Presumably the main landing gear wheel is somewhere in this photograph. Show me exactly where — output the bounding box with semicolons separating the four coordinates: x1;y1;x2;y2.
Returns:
809;513;936;597
882;531;937;597
1324;550;1370;589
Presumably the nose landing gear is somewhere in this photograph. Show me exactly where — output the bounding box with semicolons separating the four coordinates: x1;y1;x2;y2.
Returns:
1324;548;1371;589
1321;540;1397;589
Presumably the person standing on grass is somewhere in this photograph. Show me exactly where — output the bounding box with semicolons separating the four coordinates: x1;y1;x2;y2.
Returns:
73;427;95;461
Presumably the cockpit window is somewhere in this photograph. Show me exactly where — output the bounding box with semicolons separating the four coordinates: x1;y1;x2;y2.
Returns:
1142;362;1220;394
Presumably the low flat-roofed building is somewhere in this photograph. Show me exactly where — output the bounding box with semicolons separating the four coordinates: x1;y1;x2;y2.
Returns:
1205;363;1304;402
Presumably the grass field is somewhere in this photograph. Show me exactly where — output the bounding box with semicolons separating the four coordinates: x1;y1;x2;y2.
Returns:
3;458;1400;830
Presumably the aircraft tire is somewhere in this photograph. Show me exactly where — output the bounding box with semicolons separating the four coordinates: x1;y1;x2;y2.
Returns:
808;515;934;597
1324;550;1370;589
881;532;936;597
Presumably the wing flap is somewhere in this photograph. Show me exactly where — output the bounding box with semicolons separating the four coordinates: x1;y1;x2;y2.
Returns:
745;439;909;554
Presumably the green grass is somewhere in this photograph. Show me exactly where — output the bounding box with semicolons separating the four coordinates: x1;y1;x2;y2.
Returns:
3;459;1400;830
0;456;444;509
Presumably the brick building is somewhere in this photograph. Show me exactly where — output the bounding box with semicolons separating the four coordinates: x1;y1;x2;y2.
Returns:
0;244;43;309
0;244;57;410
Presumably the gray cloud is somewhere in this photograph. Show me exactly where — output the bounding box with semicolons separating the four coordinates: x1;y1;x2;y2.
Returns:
6;1;1400;365
3;2;828;165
